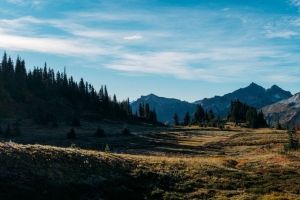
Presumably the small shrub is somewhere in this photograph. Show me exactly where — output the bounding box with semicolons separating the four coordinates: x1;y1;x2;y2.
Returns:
151;188;164;198
14;119;21;136
122;126;130;135
93;126;105;137
4;124;11;137
67;128;76;139
71;118;81;127
105;143;110;152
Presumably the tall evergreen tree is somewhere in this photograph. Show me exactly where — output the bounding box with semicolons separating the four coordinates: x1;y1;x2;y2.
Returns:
207;109;215;121
246;107;258;128
14;56;27;87
145;103;150;118
139;103;144;117
183;111;191;126
173;113;179;126
193;104;205;124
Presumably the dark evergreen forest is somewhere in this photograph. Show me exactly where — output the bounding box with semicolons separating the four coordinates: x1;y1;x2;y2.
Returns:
0;52;159;125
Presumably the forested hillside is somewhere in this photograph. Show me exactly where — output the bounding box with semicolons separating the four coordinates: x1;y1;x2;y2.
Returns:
0;52;158;125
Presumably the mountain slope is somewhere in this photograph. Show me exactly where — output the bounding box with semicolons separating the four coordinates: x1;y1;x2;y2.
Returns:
131;94;196;124
194;82;292;118
132;83;292;124
262;92;300;125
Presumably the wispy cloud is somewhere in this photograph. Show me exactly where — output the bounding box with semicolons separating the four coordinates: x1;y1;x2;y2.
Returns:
290;0;300;7
0;1;300;85
123;34;143;40
222;8;230;11
6;0;46;9
266;30;299;38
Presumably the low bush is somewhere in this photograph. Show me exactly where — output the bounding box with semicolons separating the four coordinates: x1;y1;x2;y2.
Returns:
67;128;76;139
93;126;106;137
122;126;130;135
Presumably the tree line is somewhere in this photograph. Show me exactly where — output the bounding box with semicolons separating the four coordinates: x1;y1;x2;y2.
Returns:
0;52;158;124
174;99;267;128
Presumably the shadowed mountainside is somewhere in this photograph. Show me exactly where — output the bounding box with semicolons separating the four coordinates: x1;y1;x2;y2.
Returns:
132;83;292;124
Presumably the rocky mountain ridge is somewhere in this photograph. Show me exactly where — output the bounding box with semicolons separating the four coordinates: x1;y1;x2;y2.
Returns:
262;92;300;125
132;83;293;124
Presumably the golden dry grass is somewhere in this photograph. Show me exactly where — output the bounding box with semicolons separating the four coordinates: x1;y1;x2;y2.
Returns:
0;120;299;199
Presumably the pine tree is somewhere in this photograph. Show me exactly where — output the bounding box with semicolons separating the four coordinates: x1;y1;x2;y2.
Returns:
257;110;267;128
14;119;21;136
173;113;179;126
139;103;144;117
193;104;205;124
122;126;130;135
246;107;258;128
93;126;106;137
183;111;191;126
276;120;282;130
4;124;11;137
14;56;27;87
1;52;7;81
208;109;215;122
285;123;299;151
145;103;150;118
149;108;157;123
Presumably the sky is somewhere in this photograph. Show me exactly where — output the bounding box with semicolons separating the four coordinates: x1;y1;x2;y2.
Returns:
0;0;300;102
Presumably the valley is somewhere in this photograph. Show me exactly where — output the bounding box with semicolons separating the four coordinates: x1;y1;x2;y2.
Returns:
1;119;299;199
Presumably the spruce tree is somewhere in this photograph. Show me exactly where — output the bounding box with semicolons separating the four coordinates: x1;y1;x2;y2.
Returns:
173;113;179;126
14;119;21;136
122;126;130;135
183;111;191;126
93;126;106;137
5;124;11;137
285;123;299;151
246;107;258;128
208;109;215;122
193;104;205;124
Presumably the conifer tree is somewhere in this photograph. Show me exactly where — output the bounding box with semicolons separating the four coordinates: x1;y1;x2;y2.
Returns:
139;103;144;117
173;113;179;126
193;104;205;124
14;56;27;87
5;124;11;137
207;109;215;121
183;111;191;126
246;107;258;128
285;123;299;151
145;103;150;118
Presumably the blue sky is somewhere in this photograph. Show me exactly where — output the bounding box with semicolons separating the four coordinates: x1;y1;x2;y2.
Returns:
0;0;300;102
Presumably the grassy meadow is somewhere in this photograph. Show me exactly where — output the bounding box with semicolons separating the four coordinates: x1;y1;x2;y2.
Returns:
0;119;299;199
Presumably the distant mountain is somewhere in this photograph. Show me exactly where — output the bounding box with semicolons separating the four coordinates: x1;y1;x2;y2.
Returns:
132;83;292;124
131;94;196;124
194;82;293;118
262;92;300;125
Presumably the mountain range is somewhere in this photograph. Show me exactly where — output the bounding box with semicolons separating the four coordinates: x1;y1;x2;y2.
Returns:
262;92;300;126
131;83;293;124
